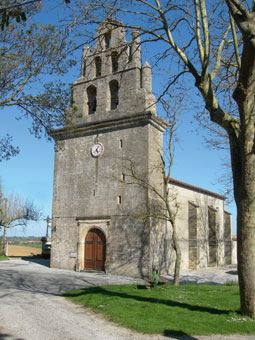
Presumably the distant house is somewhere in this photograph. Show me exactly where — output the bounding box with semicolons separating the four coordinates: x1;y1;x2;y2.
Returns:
49;20;233;278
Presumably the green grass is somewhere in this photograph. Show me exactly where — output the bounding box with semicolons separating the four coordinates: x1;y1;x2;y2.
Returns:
64;283;255;336
12;243;42;248
0;256;8;260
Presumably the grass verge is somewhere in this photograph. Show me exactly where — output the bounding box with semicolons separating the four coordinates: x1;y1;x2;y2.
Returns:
12;243;42;248
64;283;255;336
0;256;8;261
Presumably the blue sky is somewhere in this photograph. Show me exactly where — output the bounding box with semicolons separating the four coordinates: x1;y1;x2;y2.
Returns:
0;109;54;237
0;3;237;237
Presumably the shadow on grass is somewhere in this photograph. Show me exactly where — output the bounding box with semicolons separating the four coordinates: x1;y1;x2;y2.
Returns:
64;286;233;316
164;330;200;339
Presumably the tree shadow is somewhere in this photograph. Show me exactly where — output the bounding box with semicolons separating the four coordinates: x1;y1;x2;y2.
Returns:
21;257;50;268
163;330;200;339
64;286;233;316
0;333;25;340
226;270;238;275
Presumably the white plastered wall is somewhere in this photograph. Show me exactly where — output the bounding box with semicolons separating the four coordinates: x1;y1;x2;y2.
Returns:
166;182;228;272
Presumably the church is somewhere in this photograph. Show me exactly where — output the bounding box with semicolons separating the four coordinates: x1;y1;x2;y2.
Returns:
49;20;233;278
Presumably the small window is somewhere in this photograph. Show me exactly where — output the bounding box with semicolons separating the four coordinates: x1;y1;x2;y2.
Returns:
188;203;198;240
208;208;217;242
82;60;86;77
128;45;132;62
118;195;122;204
87;85;97;115
105;32;111;49
109;80;119;110
111;52;118;72
95;56;102;77
119;139;123;148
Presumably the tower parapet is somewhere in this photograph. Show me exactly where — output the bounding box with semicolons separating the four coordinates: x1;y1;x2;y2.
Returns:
69;20;156;124
141;61;152;92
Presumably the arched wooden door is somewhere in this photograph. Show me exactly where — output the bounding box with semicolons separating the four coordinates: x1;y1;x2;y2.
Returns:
85;228;106;271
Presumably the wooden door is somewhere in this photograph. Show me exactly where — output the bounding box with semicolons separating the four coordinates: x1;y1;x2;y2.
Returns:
85;228;106;271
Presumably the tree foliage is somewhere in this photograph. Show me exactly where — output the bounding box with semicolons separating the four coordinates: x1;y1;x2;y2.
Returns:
0;1;70;30
0;0;38;30
0;134;19;162
0;2;76;161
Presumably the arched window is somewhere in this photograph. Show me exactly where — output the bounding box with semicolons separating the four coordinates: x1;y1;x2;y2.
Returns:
87;85;97;115
109;80;119;110
95;56;101;77
105;32;111;49
111;52;118;72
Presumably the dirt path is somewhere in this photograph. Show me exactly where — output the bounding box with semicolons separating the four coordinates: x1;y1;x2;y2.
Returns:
7;245;42;257
0;259;254;340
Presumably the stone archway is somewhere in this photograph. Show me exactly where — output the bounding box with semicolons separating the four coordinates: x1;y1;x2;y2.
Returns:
84;228;106;271
76;218;110;272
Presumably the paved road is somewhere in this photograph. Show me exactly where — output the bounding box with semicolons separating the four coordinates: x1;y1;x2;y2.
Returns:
0;259;254;340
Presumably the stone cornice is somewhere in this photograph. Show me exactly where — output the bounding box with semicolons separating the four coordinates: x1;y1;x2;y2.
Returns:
76;216;111;221
49;111;169;140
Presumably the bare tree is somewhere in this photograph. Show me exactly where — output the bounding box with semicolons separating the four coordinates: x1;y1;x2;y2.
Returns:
122;97;182;285
0;183;40;256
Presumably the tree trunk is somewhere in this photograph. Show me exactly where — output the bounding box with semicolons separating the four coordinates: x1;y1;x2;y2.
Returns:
172;219;181;286
3;225;7;257
230;36;255;318
236;202;255;317
232;142;255;317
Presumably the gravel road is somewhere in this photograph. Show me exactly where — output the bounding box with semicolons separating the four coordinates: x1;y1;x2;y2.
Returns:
0;259;254;340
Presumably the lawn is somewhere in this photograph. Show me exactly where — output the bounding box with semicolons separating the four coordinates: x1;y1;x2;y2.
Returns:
64;283;255;336
0;256;8;260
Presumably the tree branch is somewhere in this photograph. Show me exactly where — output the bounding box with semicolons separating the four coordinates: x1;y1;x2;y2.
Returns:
199;0;210;77
154;0;200;81
211;24;231;80
194;0;204;64
229;11;241;70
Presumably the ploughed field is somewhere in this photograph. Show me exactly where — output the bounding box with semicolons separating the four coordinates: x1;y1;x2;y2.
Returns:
8;244;42;257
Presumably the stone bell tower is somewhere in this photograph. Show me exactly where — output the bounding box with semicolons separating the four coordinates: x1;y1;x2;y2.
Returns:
50;19;169;278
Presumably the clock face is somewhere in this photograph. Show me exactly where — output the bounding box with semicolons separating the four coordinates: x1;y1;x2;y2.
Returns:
91;142;104;157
